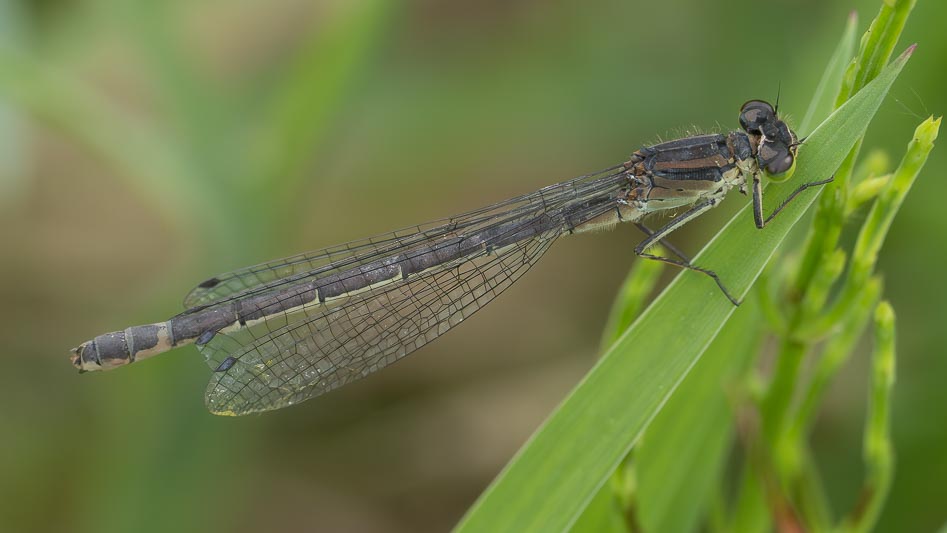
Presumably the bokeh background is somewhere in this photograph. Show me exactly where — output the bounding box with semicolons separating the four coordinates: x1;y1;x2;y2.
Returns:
1;0;944;531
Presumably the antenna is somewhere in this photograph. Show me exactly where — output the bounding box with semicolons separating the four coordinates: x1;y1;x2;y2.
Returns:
775;81;782;115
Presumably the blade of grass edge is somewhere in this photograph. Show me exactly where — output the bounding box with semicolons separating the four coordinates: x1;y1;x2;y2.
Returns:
569;480;632;533
799;11;858;136
636;298;765;533
454;46;913;533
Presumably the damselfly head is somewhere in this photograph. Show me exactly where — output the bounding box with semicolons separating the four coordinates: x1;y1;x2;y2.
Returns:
739;99;798;182
763;118;798;181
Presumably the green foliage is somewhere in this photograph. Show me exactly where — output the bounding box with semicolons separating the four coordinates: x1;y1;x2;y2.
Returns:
459;0;938;531
0;1;391;250
0;3;393;533
0;1;939;531
457;18;919;533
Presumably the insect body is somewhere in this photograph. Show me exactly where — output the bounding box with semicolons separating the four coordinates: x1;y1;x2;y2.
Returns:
71;100;828;415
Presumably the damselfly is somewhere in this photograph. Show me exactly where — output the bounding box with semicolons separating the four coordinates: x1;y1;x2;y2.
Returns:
71;100;830;416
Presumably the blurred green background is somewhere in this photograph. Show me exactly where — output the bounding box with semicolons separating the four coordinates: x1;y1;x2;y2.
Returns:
0;0;943;531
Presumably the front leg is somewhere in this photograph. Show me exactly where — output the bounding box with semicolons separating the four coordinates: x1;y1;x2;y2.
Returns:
753;172;835;229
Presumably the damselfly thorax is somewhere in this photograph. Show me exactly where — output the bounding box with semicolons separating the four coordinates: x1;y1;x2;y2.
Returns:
71;100;828;416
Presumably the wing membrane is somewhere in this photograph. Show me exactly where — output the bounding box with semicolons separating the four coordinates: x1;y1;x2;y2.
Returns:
202;225;559;415
182;164;626;309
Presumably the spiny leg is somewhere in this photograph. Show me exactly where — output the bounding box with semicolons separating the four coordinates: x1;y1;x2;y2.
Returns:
634;199;741;306
634;222;691;263
753;174;835;229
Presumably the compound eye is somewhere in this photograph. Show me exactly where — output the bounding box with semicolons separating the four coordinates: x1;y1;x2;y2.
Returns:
740;100;775;116
739;100;776;133
765;152;796;181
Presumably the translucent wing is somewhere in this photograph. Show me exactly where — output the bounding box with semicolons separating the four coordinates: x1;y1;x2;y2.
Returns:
201;223;560;415
182;164;626;309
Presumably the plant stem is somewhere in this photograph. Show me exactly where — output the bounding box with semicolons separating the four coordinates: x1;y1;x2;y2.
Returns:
839;301;896;533
793;0;915;296
761;340;807;448
789;278;882;440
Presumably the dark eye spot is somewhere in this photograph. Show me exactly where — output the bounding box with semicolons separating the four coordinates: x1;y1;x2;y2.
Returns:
739;100;776;133
767;153;795;175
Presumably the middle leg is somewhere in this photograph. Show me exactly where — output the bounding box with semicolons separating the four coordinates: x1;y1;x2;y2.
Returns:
634;199;741;305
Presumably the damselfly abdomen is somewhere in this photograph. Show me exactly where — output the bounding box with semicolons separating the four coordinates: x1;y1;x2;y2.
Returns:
70;100;829;416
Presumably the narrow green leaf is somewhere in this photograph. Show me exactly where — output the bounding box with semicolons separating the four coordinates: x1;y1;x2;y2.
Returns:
455;47;913;533
729;462;770;533
0;48;226;234
599;254;664;350
115;0;232;181
0;0;29;205
636;297;764;533
799;11;858;135
250;0;392;193
569;481;631;533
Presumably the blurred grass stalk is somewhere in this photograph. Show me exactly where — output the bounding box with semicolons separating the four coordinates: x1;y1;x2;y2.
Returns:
841;301;896;533
0;2;393;533
0;0;29;205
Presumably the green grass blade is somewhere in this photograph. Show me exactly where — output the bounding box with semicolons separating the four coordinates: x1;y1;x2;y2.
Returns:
729;463;771;533
799;11;858;135
249;0;392;193
0;0;29;205
598;255;664;350
0;48;226;233
114;1;233;181
569;480;631;533
636;298;764;533
454;47;912;533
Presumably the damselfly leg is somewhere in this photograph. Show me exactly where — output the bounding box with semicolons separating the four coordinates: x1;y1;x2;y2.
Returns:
752;175;836;228
633;222;692;263
632;169;834;306
632;199;743;306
